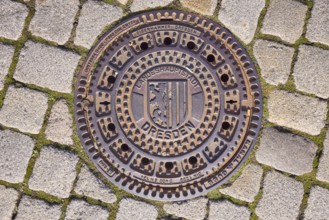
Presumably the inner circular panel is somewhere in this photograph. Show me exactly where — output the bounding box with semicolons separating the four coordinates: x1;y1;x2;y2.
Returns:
74;10;263;201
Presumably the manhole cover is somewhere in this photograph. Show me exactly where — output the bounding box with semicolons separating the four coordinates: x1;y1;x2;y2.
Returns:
74;10;262;201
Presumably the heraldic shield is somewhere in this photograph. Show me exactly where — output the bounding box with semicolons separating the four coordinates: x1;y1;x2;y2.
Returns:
147;80;189;129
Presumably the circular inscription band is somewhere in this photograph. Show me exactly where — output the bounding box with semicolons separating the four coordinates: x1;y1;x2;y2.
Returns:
74;10;263;201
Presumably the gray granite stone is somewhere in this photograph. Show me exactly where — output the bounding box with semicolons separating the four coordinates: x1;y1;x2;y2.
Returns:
30;0;79;44
75;0;123;48
116;198;158;220
0;43;15;90
0;130;35;183
218;0;265;43
65;199;109;220
256;127;317;175
117;0;128;5
14;41;80;93
16;195;62;220
45;100;73;145
0;86;48;134
261;0;307;43
75;165;116;204
163;197;208;220
317;130;329;182
268;90;327;136
0;185;19;220
306;0;329;46
304;186;329;220
253;40;294;85
294;45;329;99
256;171;304;220
28;146;79;198
209;200;250;220
131;0;174;12
220;164;263;202
0;0;28;40
181;0;217;16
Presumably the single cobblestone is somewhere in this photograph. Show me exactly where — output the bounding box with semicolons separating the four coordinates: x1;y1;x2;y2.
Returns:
130;0;174;12
181;0;217;16
65;199;109;220
75;0;123;48
253;40;294;85
0;43;15;90
15;195;62;220
304;186;329;220
306;0;329;46
163;197;208;220
219;164;263;202
0;0;28;40
256;171;304;220
256;127;317;175
28;146;79;198
0;185;19;220
294;45;329;99
209;200;250;220
261;0;307;43
0;130;35;183
29;0;79;44
14;41;80;93
218;0;265;43
75;165;116;204
268;90;327;135
0;86;48;134
45;100;73;145
317;130;329;182
116;198;158;220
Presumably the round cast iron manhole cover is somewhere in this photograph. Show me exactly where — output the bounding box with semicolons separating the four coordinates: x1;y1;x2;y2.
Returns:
74;10;262;201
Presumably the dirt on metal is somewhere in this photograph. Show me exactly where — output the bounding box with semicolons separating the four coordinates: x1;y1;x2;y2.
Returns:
74;10;263;201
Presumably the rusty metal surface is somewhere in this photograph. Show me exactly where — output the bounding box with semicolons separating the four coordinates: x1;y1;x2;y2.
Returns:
74;10;262;201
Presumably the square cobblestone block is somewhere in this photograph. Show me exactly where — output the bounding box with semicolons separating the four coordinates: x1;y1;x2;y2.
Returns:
209;200;250;220
74;165;116;204
218;0;265;43
29;0;79;44
131;0;174;12
0;185;19;220
306;0;329;46
0;86;48;134
317;130;329;182
65;199;109;220
0;0;28;40
163;197;208;220
14;41;80;93
16;195;62;220
256;171;304;220
304;186;329;220
0;43;15;90
45;100;73;145
261;0;307;43
294;45;329;99
0;130;35;183
253;40;294;85
116;198;158;220
28;146;79;198
220;164;263;202
268;90;327;135
181;0;217;16
256;127;317;175
74;0;123;48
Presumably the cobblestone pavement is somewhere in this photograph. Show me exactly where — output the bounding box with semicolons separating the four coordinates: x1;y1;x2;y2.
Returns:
0;0;329;219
